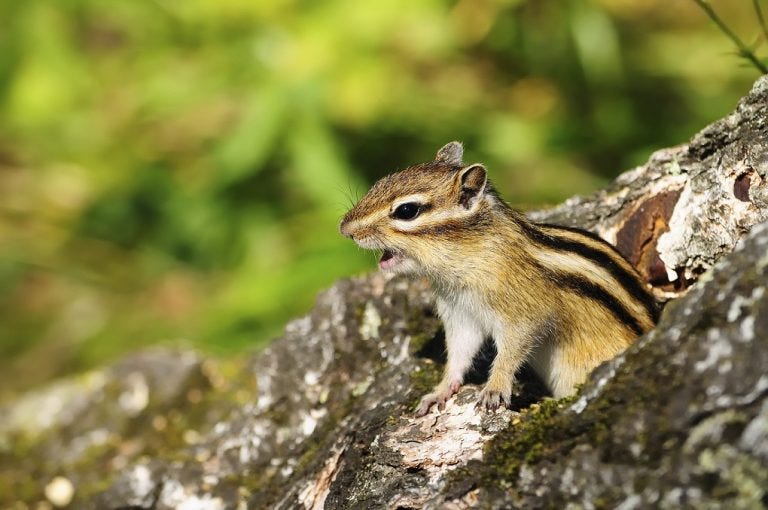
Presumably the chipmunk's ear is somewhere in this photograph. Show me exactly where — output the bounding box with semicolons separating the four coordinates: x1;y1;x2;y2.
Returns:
458;164;487;209
435;141;463;166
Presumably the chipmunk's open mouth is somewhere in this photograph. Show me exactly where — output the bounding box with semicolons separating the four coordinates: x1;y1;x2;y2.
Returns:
379;249;403;270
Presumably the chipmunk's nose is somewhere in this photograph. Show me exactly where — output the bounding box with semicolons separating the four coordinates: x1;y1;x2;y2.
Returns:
339;219;354;238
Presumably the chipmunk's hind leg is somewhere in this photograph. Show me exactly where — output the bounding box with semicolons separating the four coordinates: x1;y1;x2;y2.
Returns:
535;346;590;399
535;313;634;398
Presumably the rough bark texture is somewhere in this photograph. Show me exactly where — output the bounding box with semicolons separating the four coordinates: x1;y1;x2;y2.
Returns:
2;77;768;509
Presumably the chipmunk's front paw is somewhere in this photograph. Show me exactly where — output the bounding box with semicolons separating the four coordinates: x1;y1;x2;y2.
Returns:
477;385;511;411
415;379;462;417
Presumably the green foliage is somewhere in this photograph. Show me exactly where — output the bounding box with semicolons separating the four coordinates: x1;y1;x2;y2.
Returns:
0;0;757;394
693;0;768;74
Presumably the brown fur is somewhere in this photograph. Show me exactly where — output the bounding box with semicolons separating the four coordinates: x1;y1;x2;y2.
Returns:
340;142;657;414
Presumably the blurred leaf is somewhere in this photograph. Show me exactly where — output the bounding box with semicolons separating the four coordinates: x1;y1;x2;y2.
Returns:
288;109;364;212
214;84;287;186
569;0;624;85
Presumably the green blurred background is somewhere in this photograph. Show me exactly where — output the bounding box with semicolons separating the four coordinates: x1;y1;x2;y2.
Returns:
0;0;759;397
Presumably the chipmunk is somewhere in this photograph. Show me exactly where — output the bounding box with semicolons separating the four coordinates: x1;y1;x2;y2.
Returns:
339;142;658;415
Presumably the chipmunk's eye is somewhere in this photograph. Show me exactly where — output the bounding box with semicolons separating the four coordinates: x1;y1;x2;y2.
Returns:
392;202;421;221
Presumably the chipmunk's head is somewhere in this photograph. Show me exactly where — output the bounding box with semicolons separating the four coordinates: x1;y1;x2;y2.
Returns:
340;141;491;274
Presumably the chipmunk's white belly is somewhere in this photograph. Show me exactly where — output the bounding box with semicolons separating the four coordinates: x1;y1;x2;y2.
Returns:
435;288;500;338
